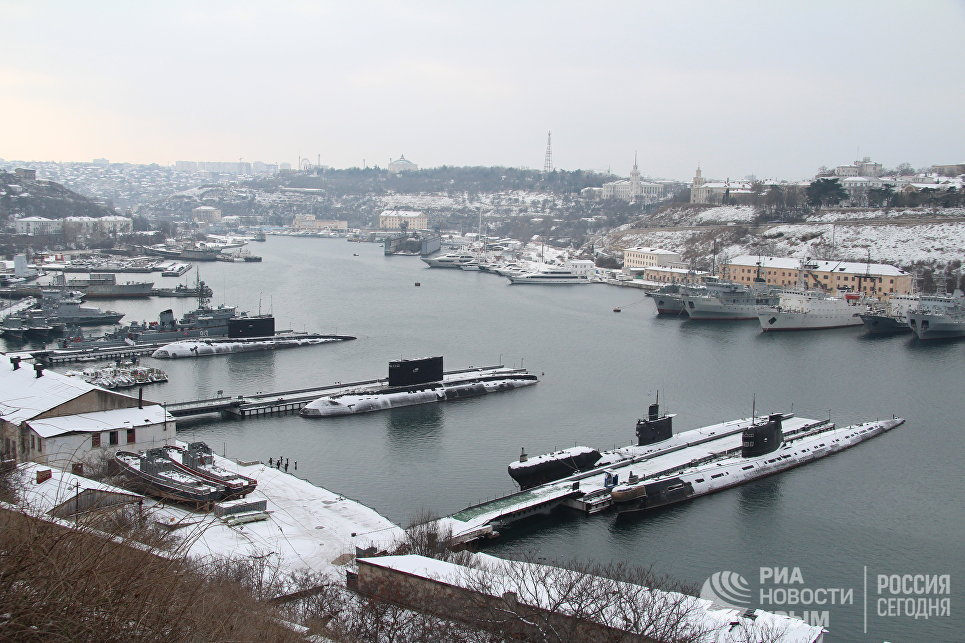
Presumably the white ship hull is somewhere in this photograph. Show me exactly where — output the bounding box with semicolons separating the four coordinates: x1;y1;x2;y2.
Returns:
758;290;864;331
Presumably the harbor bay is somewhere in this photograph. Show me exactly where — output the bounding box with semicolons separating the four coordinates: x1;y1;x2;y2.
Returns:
4;235;962;640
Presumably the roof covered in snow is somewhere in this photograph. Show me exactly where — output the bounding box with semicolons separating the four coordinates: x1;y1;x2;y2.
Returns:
14;462;143;515
729;254;908;276
27;405;172;438
0;364;100;424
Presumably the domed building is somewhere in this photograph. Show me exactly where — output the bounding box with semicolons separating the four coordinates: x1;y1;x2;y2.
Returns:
388;154;418;174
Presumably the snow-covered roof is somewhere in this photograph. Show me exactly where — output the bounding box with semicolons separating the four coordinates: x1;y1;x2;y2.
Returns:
27;405;171;438
16;216;54;222
358;553;825;642
729;255;908;276
15;462;142;515
0;364;100;424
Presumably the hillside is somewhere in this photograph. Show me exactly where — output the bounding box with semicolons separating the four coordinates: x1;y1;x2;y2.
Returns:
0;171;116;220
604;204;965;274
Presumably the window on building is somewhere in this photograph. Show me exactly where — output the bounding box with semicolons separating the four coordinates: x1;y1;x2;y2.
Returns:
126;429;136;444
109;431;118;446
92;433;101;448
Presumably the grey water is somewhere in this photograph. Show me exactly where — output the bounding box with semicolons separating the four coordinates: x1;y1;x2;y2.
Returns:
7;236;962;641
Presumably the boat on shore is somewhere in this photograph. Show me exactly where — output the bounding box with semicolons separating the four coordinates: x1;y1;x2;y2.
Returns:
160;442;257;499
64;362;168;389
611;414;905;514
114;449;226;505
301;357;538;417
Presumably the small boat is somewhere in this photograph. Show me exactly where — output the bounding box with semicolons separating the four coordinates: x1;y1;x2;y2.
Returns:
114;450;226;505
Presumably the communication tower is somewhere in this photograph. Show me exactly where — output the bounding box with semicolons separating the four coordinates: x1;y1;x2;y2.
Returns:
543;131;553;173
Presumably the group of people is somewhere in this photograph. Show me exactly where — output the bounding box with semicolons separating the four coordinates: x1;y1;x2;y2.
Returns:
267;456;296;472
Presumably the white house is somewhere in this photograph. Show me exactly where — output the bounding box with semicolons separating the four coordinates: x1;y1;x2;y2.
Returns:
0;360;175;470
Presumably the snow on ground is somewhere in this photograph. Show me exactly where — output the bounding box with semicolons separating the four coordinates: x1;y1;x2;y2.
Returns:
610;217;965;267
808;207;965;222
693;205;757;224
153;453;404;578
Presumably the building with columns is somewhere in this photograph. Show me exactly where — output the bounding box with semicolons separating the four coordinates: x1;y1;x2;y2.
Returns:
602;156;664;202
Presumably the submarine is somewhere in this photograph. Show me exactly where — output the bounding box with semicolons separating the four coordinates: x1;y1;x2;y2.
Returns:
300;356;538;417
610;413;905;514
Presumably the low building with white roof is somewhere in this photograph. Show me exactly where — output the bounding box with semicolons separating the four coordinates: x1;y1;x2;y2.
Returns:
722;255;912;298
353;553;826;642
13;461;143;519
0;359;175;470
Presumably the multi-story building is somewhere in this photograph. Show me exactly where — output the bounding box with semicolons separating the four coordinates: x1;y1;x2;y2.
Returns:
601;157;664;202
379;209;427;230
689;167;754;204
293;214;348;231
623;246;682;270
722;255;912;298
16;215;133;236
192;205;222;222
1;361;174;470
834;157;882;178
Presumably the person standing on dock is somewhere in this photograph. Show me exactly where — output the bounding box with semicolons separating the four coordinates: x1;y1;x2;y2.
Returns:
268;457;273;467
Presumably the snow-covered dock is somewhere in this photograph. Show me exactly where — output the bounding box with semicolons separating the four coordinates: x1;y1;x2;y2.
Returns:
150;452;404;576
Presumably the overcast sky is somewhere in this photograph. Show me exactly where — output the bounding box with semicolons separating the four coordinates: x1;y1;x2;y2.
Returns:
2;1;962;181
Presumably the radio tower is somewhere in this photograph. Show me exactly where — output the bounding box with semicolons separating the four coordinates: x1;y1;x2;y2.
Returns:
543;130;553;173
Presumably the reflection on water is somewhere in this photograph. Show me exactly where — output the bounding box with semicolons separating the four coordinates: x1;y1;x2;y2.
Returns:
385;403;444;447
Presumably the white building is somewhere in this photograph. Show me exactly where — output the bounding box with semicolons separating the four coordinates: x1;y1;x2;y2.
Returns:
192;205;222;222
834;156;882;178
388;155;418;174
0;361;174;470
379;209;427;230
690;166;754;205
601;157;664;202
15;216;63;235
623;247;682;270
15;215;132;236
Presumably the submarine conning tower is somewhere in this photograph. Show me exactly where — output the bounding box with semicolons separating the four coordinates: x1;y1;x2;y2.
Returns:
636;402;674;446
388;356;444;387
741;413;785;458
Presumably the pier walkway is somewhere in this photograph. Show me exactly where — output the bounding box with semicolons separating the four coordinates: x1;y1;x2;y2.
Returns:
439;415;826;544
165;365;517;418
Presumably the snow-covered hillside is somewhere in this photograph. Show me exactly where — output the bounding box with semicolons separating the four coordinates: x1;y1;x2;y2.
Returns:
606;205;965;267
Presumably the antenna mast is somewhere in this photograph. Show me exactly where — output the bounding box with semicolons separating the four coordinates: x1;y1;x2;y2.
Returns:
543;131;553;173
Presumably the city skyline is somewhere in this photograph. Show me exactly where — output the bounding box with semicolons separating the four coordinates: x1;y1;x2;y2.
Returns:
2;1;962;181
